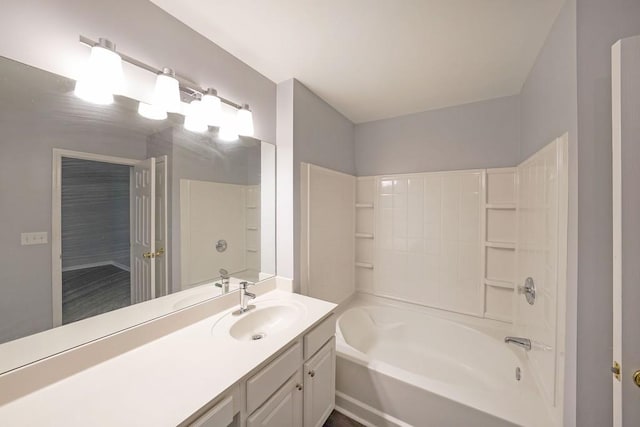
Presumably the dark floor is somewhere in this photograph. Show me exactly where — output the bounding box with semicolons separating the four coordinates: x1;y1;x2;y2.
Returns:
62;264;130;324
324;410;364;427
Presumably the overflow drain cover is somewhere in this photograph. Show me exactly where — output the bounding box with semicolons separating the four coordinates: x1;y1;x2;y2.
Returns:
252;333;266;341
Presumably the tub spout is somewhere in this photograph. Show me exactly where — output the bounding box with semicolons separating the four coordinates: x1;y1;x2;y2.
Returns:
504;336;531;351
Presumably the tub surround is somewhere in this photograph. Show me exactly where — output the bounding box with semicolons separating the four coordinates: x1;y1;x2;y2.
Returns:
0;286;335;425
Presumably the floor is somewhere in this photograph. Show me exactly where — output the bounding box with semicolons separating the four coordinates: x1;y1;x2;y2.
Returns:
62;264;131;324
324;410;364;427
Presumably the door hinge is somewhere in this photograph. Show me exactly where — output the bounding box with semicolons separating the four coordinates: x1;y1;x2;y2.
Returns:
612;361;621;381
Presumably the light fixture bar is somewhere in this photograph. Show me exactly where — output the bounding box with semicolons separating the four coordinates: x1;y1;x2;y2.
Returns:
79;35;243;110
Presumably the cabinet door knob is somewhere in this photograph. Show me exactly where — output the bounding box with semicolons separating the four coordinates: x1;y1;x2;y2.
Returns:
296;384;303;391
308;370;315;378
634;370;640;388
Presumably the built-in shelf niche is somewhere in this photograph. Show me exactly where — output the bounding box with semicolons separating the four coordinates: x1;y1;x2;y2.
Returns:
483;168;517;323
355;177;375;292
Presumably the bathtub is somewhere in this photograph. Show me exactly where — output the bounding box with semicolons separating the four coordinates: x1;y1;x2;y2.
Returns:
334;295;553;427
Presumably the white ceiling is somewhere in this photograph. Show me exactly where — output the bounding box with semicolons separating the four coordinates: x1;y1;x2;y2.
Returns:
151;0;564;123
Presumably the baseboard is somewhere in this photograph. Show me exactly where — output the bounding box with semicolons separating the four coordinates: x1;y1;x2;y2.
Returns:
62;261;131;273
335;392;411;427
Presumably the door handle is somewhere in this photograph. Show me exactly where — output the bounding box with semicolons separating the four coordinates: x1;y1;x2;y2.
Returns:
155;247;165;257
143;251;155;259
634;370;640;388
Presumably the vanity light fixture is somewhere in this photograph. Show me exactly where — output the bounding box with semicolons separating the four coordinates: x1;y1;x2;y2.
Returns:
74;38;123;105
77;35;255;138
202;88;222;127
184;96;208;133
237;104;254;137
137;102;168;120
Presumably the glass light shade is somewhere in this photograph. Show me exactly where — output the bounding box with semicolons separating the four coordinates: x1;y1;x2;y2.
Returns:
237;105;254;136
137;102;167;120
152;70;182;114
219;111;239;141
202;92;222;127
184;100;208;133
74;44;123;105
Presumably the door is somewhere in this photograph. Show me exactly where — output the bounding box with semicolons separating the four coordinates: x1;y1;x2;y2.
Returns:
247;371;303;427
155;156;168;297
131;157;156;304
612;35;640;427
303;337;336;427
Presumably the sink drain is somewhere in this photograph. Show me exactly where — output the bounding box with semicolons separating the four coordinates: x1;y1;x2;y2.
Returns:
251;332;266;341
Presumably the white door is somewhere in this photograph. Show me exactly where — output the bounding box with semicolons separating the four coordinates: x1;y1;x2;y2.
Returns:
155;156;168;297
131;157;156;304
612;35;640;427
303;338;336;427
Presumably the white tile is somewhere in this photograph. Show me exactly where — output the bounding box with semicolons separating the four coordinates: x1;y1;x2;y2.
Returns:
393;178;408;194
407;238;424;253
379;179;393;194
379;194;393;209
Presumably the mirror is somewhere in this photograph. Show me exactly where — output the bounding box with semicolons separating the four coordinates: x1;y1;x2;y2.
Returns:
0;55;276;372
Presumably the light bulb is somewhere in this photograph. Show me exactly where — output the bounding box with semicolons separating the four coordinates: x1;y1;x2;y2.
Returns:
237;104;254;136
74;39;123;105
152;68;182;114
202;88;222;127
184;99;208;133
137;102;167;120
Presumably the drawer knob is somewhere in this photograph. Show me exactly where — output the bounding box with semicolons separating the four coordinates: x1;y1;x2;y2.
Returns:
308;370;315;378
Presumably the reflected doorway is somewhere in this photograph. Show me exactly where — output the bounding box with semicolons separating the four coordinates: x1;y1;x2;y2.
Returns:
52;150;168;326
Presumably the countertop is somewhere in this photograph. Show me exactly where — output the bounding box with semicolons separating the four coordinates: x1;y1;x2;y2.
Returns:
0;290;336;426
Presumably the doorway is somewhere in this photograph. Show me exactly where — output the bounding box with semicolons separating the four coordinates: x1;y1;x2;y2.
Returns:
51;149;168;326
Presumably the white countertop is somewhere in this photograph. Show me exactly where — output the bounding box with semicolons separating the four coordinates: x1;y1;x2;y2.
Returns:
0;290;336;426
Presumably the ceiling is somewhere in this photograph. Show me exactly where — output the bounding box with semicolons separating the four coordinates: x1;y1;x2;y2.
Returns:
151;0;564;123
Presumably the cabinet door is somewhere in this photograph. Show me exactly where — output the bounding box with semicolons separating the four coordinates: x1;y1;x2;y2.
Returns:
247;371;303;427
303;337;336;427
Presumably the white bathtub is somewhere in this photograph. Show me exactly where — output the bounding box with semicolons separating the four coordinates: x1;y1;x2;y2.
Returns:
334;295;553;427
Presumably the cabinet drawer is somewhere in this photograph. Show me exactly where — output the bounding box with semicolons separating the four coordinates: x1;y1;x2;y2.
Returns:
189;395;234;427
246;341;302;414
304;314;335;360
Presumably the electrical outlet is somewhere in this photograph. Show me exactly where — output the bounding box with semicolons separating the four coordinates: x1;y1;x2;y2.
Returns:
21;232;48;246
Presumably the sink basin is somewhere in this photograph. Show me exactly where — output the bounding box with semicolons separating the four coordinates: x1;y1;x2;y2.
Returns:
212;301;306;341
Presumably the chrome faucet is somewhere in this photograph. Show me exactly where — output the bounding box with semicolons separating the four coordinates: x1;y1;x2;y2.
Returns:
504;336;532;351
233;281;256;315
216;268;230;294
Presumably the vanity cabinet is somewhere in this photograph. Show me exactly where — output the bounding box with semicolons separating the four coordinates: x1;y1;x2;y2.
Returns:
186;314;336;427
303;337;336;427
244;314;336;427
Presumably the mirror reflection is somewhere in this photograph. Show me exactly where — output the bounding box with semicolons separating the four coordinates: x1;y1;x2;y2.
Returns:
0;56;276;355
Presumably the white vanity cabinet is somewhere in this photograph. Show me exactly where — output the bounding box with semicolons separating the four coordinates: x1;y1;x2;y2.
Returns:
303;337;336;427
245;314;336;427
186;313;336;427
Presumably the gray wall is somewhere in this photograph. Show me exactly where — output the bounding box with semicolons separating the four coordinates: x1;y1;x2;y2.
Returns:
518;1;578;425
61;158;131;270
277;79;356;289
575;1;640;426
354;95;520;176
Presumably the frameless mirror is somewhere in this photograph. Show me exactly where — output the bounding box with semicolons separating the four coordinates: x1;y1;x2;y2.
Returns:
0;56;276;373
